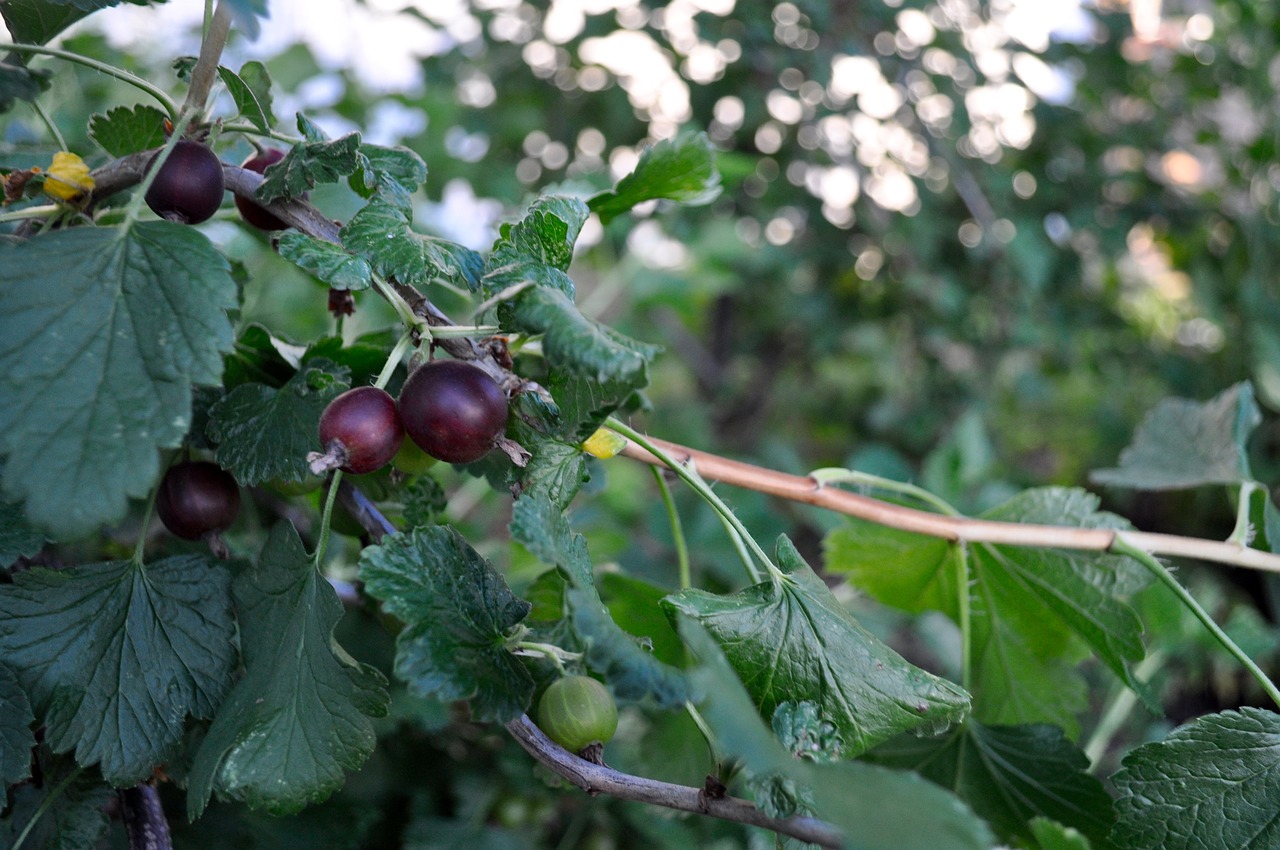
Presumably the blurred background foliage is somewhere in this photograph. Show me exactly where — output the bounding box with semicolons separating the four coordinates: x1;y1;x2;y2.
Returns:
6;0;1280;846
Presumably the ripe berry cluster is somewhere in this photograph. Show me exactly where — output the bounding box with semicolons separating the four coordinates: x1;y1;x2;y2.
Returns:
310;359;509;476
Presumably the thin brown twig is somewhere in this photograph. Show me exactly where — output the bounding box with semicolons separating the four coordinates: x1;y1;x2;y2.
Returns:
505;715;843;849
619;433;1280;574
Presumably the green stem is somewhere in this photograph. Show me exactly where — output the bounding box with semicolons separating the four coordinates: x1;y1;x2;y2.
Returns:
221;123;301;144
684;701;721;767
607;418;774;584
651;466;692;590
314;470;344;567
1228;480;1261;547
810;467;962;517
372;273;421;330
1083;650;1165;770
716;511;761;584
3;44;178;118
133;490;159;567
28;99;66;150
0;205;58;224
1112;537;1280;709
373;332;414;390
120;109;197;230
953;543;972;690
12;766;83;850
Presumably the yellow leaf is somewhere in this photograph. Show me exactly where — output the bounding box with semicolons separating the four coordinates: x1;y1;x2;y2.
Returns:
44;151;95;201
582;429;627;459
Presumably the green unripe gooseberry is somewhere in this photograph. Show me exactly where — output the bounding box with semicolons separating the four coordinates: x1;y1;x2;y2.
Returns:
536;675;618;753
391;437;438;476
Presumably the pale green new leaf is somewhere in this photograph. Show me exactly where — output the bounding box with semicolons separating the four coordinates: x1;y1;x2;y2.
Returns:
207;361;351;485
0;663;34;785
666;536;970;754
88;103;167;156
218;61;275;132
589;132;722;224
869;721;1116;849
188;523;388;817
0;556;236;785
1112;707;1280;849
1091;382;1260;490
359;526;534;723
0;224;236;537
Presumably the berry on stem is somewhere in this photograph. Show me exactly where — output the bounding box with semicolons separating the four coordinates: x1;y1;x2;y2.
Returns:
536;675;618;758
144;139;225;224
235;148;296;230
398;359;509;464
309;386;405;475
155;461;240;542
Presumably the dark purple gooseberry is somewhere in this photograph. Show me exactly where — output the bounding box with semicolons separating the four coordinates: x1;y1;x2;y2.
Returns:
155;461;241;540
398;359;508;464
314;386;405;475
235;148;295;231
144;139;225;225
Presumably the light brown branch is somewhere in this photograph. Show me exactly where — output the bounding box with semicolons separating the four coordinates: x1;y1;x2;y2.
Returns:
620;433;1280;574
182;1;234;119
506;714;843;848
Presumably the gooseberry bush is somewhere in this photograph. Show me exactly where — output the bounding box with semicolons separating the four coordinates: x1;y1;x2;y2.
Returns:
3;3;1280;850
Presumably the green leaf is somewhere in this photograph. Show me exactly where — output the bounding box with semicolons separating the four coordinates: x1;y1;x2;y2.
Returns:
508;286;660;384
340;196;484;290
771;701;844;762
0;223;236;538
188;523;388;817
545;368;646;442
1031;818;1094;850
355;143;428;199
276;230;373;290
359;526;534;723
0;752;111;850
588;132;722;225
520;438;589;509
223;323;299;389
665;535;969;755
218;61;275;132
869;721;1116;849
256;122;366;204
678;618;995;850
0;490;45;566
1112;707;1280;850
825;487;1148;734
491;196;589;272
88;103;167;157
0;0;97;45
598;572;685;668
208;361;350;486
511;494;689;706
0;556;236;785
222;0;268;39
402;475;448;528
1091;382;1261;490
0;663;35;785
0;60;51;112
